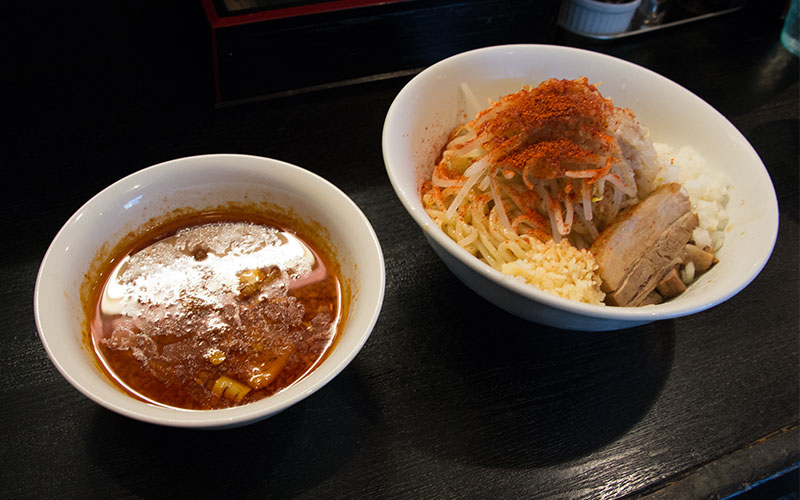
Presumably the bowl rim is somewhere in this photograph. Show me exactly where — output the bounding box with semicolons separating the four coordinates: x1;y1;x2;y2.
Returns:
34;153;386;428
382;43;779;323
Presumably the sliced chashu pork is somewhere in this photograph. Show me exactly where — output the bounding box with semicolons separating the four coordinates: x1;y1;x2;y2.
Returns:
590;183;698;306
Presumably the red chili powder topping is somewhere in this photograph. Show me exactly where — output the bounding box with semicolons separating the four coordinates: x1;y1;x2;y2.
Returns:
473;77;617;179
504;139;601;179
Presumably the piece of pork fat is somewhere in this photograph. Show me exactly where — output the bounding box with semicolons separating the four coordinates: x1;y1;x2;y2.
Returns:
590;183;699;306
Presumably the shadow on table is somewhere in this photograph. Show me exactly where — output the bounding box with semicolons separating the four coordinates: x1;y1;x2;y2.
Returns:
394;271;676;469
84;362;382;499
747;118;800;223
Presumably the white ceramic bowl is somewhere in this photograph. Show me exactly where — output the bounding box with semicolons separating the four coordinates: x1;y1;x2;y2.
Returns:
558;0;642;36
34;154;385;428
382;44;778;331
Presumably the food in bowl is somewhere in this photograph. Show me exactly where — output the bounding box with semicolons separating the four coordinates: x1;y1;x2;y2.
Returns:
421;77;731;306
85;207;346;410
36;154;384;426
383;44;776;330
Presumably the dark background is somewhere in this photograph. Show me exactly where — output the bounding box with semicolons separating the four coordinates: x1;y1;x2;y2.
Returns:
4;1;798;498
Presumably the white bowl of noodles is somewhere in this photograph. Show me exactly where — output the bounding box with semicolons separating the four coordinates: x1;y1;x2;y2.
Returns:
382;44;778;331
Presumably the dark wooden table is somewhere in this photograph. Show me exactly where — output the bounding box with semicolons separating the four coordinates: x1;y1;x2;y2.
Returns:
4;2;798;498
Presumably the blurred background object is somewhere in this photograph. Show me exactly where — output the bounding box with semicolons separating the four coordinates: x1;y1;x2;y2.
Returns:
561;0;749;38
637;0;672;25
558;0;642;36
201;0;561;103
781;0;800;55
677;0;746;14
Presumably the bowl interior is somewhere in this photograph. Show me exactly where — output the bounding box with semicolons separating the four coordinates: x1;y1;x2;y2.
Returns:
35;154;384;427
383;44;778;322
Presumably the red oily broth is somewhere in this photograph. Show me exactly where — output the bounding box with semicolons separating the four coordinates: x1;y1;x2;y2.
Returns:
84;209;346;410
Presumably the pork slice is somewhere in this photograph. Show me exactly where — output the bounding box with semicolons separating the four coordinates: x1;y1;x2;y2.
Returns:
605;211;698;306
612;108;661;197
591;183;691;292
656;267;688;299
639;291;664;306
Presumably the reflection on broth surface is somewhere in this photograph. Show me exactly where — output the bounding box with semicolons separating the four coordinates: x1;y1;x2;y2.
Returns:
89;212;343;410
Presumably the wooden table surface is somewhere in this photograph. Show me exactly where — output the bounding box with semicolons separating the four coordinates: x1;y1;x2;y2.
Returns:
4;2;798;498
